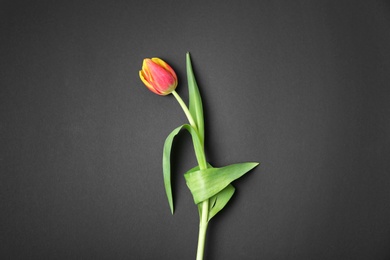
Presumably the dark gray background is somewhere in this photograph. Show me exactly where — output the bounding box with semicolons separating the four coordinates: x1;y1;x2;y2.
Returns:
1;1;390;259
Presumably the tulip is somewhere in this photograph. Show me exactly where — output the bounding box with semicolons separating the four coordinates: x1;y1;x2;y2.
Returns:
139;58;178;95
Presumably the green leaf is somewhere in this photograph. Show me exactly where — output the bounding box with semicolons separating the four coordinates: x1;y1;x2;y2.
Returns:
162;125;183;214
162;124;206;214
182;124;206;168
187;163;245;220
186;52;205;146
184;162;259;204
208;184;235;221
186;163;212;219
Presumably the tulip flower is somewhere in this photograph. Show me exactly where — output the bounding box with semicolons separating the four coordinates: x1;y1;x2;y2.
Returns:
139;58;178;95
138;53;259;260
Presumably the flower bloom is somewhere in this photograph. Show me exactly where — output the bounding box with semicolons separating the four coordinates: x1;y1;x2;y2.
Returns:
139;58;178;95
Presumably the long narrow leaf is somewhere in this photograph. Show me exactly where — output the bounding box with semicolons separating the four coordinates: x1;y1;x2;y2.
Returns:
186;52;205;146
184;162;259;204
182;124;206;167
162;125;184;214
162;124;206;214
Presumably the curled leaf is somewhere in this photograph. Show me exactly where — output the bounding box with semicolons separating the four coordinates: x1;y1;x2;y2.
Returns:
162;124;206;214
184;162;259;204
207;184;235;221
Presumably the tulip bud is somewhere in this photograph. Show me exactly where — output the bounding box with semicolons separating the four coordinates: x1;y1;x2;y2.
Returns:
139;58;178;96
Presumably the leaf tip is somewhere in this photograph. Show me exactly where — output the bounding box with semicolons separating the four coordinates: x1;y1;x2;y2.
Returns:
246;162;260;169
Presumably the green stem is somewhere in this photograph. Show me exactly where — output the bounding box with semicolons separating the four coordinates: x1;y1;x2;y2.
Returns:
196;200;209;260
172;91;197;130
196;152;208;260
171;90;209;260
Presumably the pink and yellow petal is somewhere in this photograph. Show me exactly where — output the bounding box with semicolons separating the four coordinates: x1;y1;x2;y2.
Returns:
152;58;177;79
139;70;160;95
